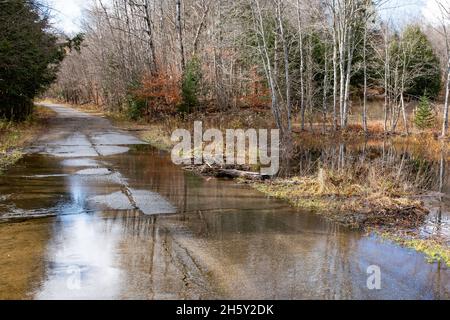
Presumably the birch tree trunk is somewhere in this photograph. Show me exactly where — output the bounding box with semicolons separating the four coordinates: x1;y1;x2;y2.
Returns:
400;50;409;135
142;0;157;74
323;47;329;133
251;0;283;133
176;0;185;72
383;29;390;133
362;17;368;134
277;0;292;131
442;56;450;136
192;0;210;56
343;24;354;128
338;20;346;128
296;0;306;130
332;7;338;131
436;0;450;137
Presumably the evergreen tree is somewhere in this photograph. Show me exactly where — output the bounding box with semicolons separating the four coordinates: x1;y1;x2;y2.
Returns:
0;0;65;120
414;95;435;129
179;57;202;114
401;26;442;99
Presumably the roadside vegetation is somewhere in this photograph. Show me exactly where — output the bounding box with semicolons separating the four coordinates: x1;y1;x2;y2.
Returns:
0;106;55;173
0;0;80;171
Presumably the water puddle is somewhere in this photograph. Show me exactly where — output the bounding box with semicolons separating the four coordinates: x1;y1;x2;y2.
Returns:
128;189;177;215
88;192;134;211
76;168;112;176
61;158;101;167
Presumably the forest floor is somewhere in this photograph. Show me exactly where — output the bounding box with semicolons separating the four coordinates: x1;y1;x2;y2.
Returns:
41;99;450;266
0;106;56;173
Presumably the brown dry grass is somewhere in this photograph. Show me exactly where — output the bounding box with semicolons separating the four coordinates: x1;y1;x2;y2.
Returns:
252;162;428;229
0;106;55;172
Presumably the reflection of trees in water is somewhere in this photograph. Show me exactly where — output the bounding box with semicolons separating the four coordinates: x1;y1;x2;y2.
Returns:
0;155;74;216
431;148;447;236
317;223;356;299
118;148;257;217
112;147;188;210
282;140;442;191
105;147;449;299
112;210;212;299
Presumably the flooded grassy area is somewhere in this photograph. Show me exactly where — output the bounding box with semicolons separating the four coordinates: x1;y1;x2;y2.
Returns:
251;172;427;228
0;106;56;173
251;136;450;266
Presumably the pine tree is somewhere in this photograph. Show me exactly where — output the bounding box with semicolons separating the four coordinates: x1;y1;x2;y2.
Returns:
179;57;202;114
0;0;64;121
401;26;442;99
414;95;435;129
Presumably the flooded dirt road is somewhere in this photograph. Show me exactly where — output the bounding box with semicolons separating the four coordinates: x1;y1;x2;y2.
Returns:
0;104;448;299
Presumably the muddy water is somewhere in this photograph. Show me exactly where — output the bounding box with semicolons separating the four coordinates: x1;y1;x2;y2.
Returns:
0;104;448;300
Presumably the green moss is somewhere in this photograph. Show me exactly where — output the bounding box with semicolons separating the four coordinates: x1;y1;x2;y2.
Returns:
405;239;449;265
380;233;450;267
0;150;23;174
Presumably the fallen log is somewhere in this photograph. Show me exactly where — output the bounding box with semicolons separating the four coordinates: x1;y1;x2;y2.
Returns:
216;169;267;180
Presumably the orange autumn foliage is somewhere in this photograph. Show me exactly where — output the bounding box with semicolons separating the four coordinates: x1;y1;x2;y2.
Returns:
134;73;181;114
239;67;270;109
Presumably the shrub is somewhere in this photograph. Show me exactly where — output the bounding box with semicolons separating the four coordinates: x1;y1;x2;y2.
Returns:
127;95;147;120
132;73;181;120
180;57;202;114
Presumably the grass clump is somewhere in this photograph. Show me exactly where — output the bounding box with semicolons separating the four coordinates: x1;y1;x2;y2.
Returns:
0;106;55;173
381;233;450;267
252;164;428;229
404;239;450;266
0;150;23;173
142;125;175;151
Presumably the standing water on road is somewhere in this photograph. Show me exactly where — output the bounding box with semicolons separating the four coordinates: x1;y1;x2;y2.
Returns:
0;104;448;299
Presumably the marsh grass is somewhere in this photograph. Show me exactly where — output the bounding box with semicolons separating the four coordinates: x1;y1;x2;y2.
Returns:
252;160;429;229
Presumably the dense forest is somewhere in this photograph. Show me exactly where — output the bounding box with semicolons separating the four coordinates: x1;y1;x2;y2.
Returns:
44;0;450;137
1;0;449;137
